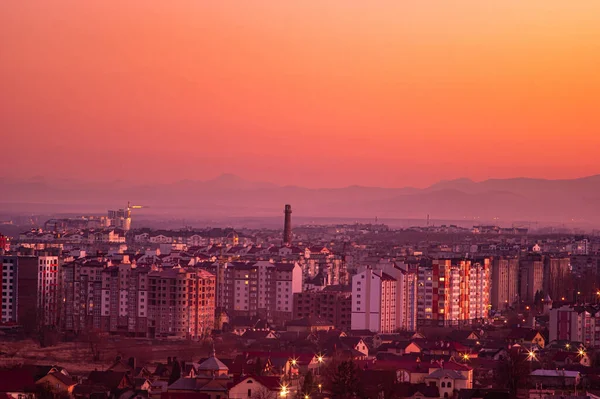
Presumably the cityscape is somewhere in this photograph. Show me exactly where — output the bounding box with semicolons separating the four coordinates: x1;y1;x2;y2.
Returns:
3;1;600;399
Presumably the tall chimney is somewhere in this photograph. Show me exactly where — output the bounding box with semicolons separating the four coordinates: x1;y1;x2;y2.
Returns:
283;204;292;246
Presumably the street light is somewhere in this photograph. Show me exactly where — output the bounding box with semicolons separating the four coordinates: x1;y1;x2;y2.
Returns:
461;353;470;362
578;348;586;357
280;385;289;398
316;354;324;376
527;350;537;362
318;384;322;393
565;343;571;350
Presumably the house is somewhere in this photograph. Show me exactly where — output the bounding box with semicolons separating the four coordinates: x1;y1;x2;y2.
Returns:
73;370;133;399
286;317;334;333
425;369;469;399
166;352;230;399
36;372;77;396
529;369;580;387
228;375;281;399
506;328;546;349
394;383;440;399
552;351;591;367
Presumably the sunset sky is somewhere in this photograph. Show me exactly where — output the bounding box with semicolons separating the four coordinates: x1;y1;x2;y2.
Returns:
1;1;600;188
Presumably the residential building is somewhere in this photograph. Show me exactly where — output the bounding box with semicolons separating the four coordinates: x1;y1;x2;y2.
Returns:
1;255;58;331
490;257;519;310
519;255;544;303
549;304;600;348
292;285;352;330
543;256;570;302
351;267;397;333
147;267;216;339
200;261;302;324
417;259;491;327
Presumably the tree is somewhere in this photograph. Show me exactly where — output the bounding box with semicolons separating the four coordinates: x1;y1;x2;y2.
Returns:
169;359;182;385
496;350;530;398
327;361;363;399
302;371;314;395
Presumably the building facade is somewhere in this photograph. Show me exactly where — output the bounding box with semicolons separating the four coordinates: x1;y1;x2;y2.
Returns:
351;268;397;333
519;255;544;303
200;261;302;324
491;257;519;310
549;304;600;348
293;285;352;330
417;259;491;327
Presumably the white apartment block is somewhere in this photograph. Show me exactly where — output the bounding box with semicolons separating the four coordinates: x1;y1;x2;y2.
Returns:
351;268;397;333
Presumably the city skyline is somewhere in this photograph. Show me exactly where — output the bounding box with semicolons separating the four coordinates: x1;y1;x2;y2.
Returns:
2;1;600;188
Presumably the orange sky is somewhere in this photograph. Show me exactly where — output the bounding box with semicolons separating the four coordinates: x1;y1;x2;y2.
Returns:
1;1;600;188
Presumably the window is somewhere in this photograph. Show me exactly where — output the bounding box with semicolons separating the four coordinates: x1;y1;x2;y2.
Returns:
447;382;451;388
441;382;445;388
248;389;252;397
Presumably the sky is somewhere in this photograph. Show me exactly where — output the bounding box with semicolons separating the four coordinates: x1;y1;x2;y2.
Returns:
1;1;600;188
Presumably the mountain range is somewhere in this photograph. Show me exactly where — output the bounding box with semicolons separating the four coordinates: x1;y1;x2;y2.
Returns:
2;174;600;225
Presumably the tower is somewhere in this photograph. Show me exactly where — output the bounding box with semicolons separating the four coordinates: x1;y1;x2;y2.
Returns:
283;204;292;246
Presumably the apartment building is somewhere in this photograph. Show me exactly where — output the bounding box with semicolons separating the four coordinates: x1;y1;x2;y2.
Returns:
200;261;302;324
544;256;571;302
468;260;491;321
62;259;108;332
549;304;600;348
293;285;352;330
491;257;519;310
351;268;397;333
147;267;215;339
417;259;491;327
1;255;58;330
520;255;544;303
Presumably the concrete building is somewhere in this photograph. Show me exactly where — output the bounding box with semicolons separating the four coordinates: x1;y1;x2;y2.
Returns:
1;255;59;330
293;285;352;330
200;260;302;324
543;256;570;302
147;267;215;339
351;268;397;333
62;258;108;332
491;257;519;310
417;259;491;327
549;304;600;348
519;255;544;303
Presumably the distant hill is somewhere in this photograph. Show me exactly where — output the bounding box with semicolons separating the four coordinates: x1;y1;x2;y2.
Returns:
2;174;600;224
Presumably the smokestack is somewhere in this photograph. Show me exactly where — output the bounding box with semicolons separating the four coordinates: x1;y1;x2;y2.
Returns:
283;204;292;246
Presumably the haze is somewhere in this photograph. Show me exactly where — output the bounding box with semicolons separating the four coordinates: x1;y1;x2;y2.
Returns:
2;1;600;188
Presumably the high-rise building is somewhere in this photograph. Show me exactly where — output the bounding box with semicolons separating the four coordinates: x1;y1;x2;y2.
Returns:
351;268;397;333
62;258;108;332
148;267;215;339
417;259;490;327
549;304;600;348
201;260;302;324
544;256;570;301
1;255;60;330
468;260;491;321
293;285;352;330
376;263;418;332
283;204;292;246
491;257;519;310
520;255;544;303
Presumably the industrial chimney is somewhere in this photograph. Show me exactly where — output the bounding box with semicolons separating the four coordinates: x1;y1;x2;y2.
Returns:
283;204;292;246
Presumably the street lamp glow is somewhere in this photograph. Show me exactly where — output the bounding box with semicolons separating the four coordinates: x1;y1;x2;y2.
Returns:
280;385;289;397
317;355;324;363
578;348;586;357
565;343;571;350
527;350;537;361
